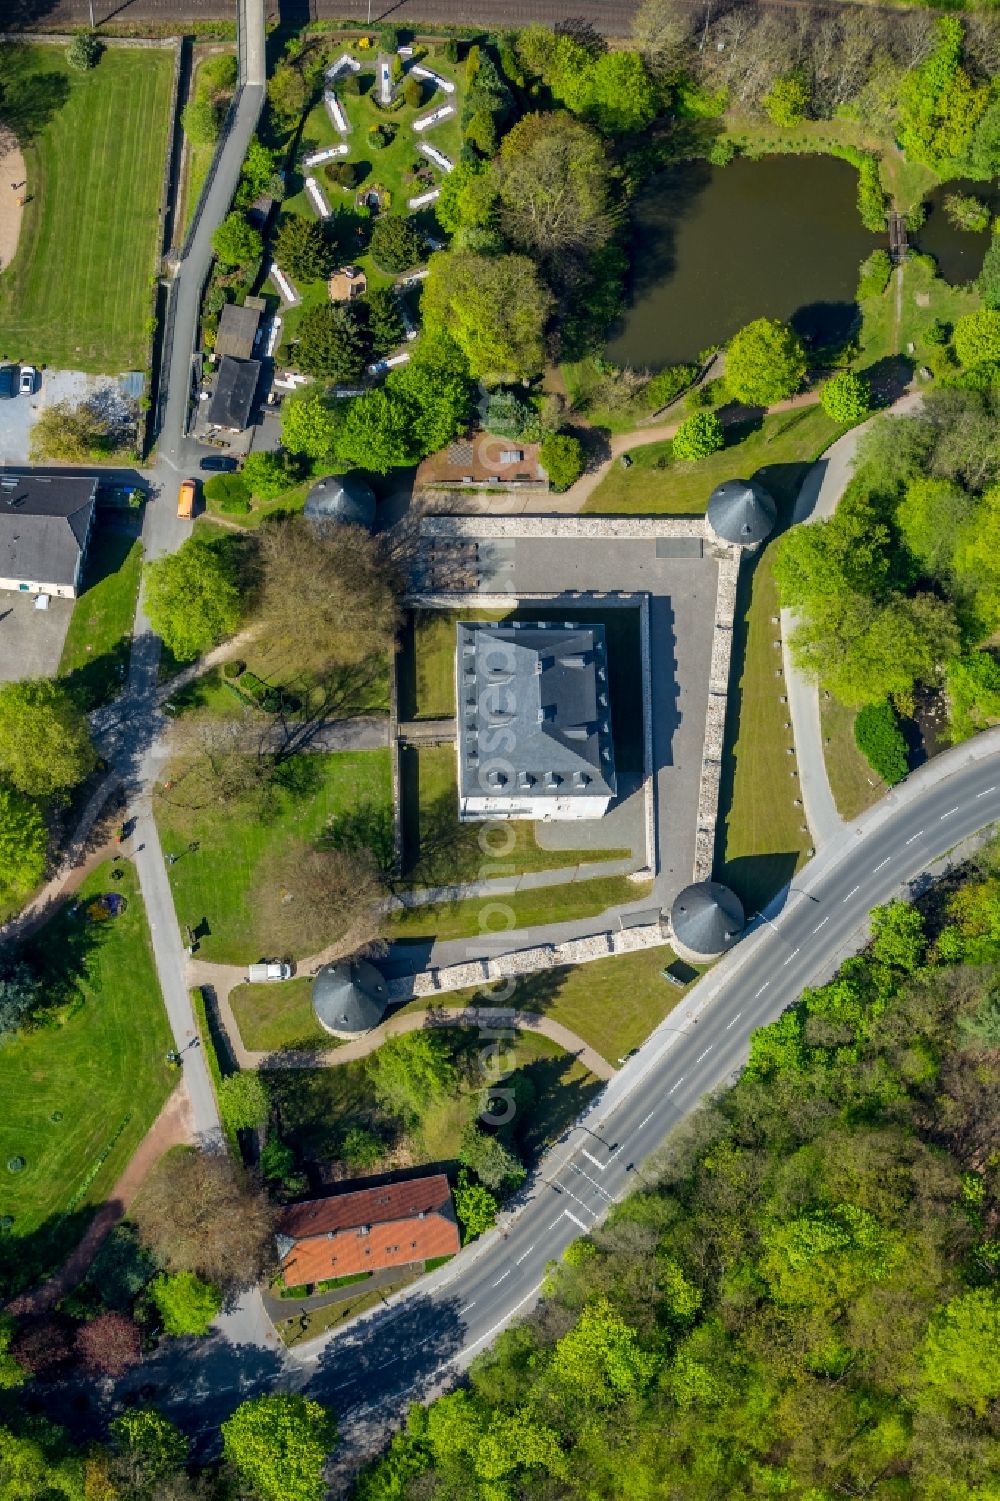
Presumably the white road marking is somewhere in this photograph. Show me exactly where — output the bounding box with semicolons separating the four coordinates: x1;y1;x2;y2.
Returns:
459;1302;476;1314
375;1356;398;1369
782;948;800;965
873;858;890;872
843;886;860;901
812;916;830;932
569;1162;614;1200
637;1111;655;1129
463;1283;545;1357
976;787;996;798
514;1245;534;1266
332;1380;354;1391
754;982;769;996
695;1046;713;1062
548;1217;564;1231
667;1076;685;1095
904;830;924;845
940;807;959;820
581;1149;606;1171
725;1011;742;1030
554;1179;599;1217
491;1271;510;1287
564;1210;589;1231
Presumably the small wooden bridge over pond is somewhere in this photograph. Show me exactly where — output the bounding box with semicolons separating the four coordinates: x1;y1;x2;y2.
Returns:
889;212;908;264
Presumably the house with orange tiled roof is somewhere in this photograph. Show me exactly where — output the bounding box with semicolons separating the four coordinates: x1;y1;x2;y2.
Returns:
276;1174;460;1288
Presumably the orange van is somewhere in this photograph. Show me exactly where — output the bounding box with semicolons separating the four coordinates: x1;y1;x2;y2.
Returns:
177;480;196;519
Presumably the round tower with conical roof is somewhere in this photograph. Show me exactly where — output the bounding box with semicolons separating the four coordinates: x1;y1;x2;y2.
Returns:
312;958;389;1038
669;881;745;961
706;478;776;549
304;475;377;531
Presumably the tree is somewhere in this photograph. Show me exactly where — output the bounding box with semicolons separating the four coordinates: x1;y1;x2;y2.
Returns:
335;387;418;473
236;136;278;207
921;1288;1000;1414
109;1409;188;1491
454;1169;498;1242
0;680;96;798
0;787;47;905
0;1425;83;1500
854;701;908;784
494;112;614;269
150;1270;223;1336
274;215;334;282
369;214;426;274
725;318;807;406
254;841;385;959
944;192;989;232
459;1125;525;1193
946;651;1000;739
268;61;309;125
422;251;552;383
29;397;128;463
671;410;724;460
790;591;961;707
295;302;369;381
67;31;102;70
366;286;405;357
953;307;1000;368
977;234;1000;309
144;536;243;662
821;369;871;424
549;1296;659;1403
0;1316;24;1391
762;73;810;126
203;472;250;514
0;957;40;1043
484;390;541;441
386;340;475;454
898;18;987;173
9;1317;72;1378
182;94;219;147
258;514;400;669
540;431;584;490
896;475;971;578
280;390;342;463
366;1030;458;1125
222;1394;337;1501
436;158;497;237
130;1147;275;1290
953;485;1000;634
75;1312;142;1376
869;900;925;973
241;448;302;501
218;1072;271;1134
211;211;262;269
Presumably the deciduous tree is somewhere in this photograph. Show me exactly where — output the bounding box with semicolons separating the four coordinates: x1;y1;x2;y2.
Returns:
150;1270;223;1336
672;409;724;460
255;841;385;959
222;1394;337;1501
366;1030;457;1125
0;787;47;905
921;1288;1000;1414
218;1072;270;1133
0;680;96;798
820;369;871;424
540;431;584;490
280;390;343;463
130;1148;275;1291
144;536;243;662
241;447;302;502
422;251;552;383
494;112;614;267
75;1312;142;1376
725;318;807;406
109;1409;188;1491
211;211;262;269
953;306;1000;368
453;1169;498;1242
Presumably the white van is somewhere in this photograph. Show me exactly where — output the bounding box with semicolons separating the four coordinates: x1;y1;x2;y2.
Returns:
248;961;292;983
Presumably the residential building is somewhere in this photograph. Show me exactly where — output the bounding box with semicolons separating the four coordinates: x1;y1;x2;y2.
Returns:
206;356;261;432
276;1174;460;1286
0;471;97;598
214;297;265;361
456;620;617;821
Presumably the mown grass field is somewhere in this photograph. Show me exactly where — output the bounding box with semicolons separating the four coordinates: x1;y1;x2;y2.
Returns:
230;977;331;1053
388;873;651;944
58;522;142;710
821;694;887;820
0;863;174;1296
0;45;173;371
154;749;392;963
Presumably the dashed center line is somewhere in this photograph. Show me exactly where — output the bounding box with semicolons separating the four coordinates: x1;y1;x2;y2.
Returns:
976;786;996;798
667;1076;685;1095
514;1245;534;1266
843;885;860;901
492;1271;510;1287
812;915;830;932
637;1110;655;1129
754;981;769;996
782;948;800;966
695;1046;713;1062
460;1301;476;1314
873;858;890;873
725;1011;742;1030
904;830;924;845
940;807;959;820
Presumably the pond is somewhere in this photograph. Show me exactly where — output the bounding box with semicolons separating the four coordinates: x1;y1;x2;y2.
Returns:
605;155;881;369
914;178;999;286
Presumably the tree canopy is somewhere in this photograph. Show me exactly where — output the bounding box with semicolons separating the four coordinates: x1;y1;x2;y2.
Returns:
0;785;47;903
0;680;96;798
294;302;369;382
211;210;262;269
222;1394;337;1501
144;536;244;663
422;251;553;383
725;318;807;407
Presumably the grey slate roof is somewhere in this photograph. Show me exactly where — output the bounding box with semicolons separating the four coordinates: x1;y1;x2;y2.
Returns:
670;881;745;956
0;472;97;588
207;356;261;430
304;474;376;530
457;621;617;804
706;479;777;547
215;300;264;361
312;959;389;1035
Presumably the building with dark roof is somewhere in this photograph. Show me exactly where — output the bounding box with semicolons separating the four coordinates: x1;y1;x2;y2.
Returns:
214;297;265;361
206;356;261;432
670;881;745;959
304;474;376;530
0;471;97;598
312;958;389;1038
456;620;617;821
706;479;777;548
276;1174;460;1285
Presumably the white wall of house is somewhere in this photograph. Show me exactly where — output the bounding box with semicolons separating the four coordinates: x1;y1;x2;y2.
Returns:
0;575;77;599
460;792;612;822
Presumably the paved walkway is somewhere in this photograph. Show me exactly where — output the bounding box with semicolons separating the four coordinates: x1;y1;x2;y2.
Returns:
781;393;923;848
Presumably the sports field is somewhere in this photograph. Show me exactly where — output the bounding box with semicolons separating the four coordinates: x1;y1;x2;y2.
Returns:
0;45;173;372
0;863;175;1296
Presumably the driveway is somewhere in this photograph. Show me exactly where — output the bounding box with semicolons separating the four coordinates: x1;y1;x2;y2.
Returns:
0;590;73;680
0;370;127;466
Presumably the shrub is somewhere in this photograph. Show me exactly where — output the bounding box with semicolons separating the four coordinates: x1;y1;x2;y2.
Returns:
241;448;301;501
541;431;585;491
671;410;724;461
379;24;400;50
182;95;219;147
454;1170;498;1242
855;156;887;233
857;249;892;301
223;660;245;680
645;364;697;410
820;370;871;424
484;390;541;441
439;38;459;63
340;1126;383;1172
762;74;809;127
342;71;361;97
150;1271;222;1336
203;473;250;510
368;123;394;150
978;235;1000;309
67;31;102;70
855;701;908;785
944;193;990;232
954;307;1000;368
402;76;423;110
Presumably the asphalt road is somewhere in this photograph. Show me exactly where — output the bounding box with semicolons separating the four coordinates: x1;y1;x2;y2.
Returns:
100;728;1000;1468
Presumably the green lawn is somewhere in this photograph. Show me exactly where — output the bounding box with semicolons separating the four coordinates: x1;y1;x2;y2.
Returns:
230;977;332;1054
395;945;702;1064
388;874;651;944
58;522;142;710
179;51;237;240
858;252;980;373
0;45;174;371
154;748;393;963
0;863;175;1297
399;745;632;890
821;695;887;821
585;405;846;514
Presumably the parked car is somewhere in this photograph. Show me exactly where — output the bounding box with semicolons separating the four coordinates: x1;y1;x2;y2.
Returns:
0;366;15;399
18;365;35;396
247;961;293;983
176;480;196;519
199;455;238;472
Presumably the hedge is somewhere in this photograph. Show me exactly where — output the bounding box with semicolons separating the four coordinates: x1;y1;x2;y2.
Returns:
190;988;239;1155
854;701;908;785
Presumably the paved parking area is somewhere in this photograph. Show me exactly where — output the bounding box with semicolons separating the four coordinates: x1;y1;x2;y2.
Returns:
0;591;74;681
0;371;118;465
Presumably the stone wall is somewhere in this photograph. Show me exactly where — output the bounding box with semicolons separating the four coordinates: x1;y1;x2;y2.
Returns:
692;548;740;881
421;516;708;541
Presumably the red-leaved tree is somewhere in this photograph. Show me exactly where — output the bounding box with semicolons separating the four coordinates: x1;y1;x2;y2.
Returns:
75;1312;142;1377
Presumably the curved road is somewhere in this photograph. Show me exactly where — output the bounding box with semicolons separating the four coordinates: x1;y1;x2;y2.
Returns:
117;727;1000;1466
